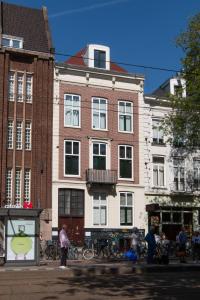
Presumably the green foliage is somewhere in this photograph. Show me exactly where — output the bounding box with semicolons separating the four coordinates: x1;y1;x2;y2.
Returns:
164;13;200;150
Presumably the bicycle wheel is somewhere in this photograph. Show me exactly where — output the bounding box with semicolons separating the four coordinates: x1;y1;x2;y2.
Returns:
45;245;56;260
83;248;95;260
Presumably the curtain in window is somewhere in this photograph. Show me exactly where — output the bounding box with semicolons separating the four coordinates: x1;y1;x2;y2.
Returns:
93;112;99;129
120;208;126;224
73;110;79;126
100;207;106;225
119;115;124;131
126;208;132;224
153;165;158;186
126;116;131;132
93;207;100;225
100;113;106;129
159;166;164;186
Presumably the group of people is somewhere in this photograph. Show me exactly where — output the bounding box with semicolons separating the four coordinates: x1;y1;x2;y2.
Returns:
143;226;170;264
58;224;200;268
143;226;200;264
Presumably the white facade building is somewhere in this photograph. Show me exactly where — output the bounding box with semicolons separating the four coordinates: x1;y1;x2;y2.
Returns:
52;44;146;245
143;76;200;240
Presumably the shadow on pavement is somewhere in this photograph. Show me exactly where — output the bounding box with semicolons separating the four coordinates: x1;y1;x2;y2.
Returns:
46;272;200;300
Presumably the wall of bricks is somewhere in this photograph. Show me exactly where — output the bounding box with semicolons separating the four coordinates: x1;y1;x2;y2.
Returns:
0;51;53;210
59;83;140;184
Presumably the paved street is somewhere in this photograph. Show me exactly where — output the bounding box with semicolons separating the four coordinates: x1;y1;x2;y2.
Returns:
0;268;200;300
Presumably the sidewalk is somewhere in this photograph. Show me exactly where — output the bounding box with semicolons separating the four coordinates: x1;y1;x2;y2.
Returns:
1;259;200;275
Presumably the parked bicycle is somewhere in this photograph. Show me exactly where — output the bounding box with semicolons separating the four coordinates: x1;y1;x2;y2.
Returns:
40;240;60;260
82;238;124;260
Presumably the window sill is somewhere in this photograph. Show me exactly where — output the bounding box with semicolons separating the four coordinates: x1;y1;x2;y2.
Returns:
64;125;81;129
92;128;108;132
63;175;81;178
118;130;134;134
151;186;167;190
118;178;134;181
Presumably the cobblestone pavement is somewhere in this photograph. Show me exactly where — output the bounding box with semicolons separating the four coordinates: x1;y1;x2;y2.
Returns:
0;267;200;300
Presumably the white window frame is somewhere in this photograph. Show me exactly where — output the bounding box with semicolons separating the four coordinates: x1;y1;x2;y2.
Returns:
15;169;21;206
119;192;134;226
2;34;23;49
118;100;133;133
24;169;31;203
6;169;12;205
93;193;107;226
25;121;32;150
16;121;23;150
7;120;13;149
64;94;81;128
118;145;134;181
17;73;24;102
92;97;108;131
64;140;81;177
173;158;186;191
89;139;110;170
92;142;108;170
152;156;165;187
26;74;33;103
8;72;15;101
152;118;164;144
94;49;106;69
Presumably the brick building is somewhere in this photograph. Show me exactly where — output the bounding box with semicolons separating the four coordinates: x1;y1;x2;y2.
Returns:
0;2;54;238
52;44;146;245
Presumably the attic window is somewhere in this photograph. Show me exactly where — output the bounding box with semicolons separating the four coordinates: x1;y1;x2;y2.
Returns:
2;35;23;49
94;50;106;69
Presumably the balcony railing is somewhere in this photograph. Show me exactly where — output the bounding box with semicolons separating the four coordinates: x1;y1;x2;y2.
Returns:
86;169;117;185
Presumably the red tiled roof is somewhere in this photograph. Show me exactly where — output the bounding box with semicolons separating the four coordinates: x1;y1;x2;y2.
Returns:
65;48;127;73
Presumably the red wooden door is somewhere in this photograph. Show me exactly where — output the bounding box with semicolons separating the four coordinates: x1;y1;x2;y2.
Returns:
58;216;84;246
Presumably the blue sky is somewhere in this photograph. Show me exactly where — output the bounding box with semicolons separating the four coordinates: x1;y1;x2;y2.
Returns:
5;0;200;93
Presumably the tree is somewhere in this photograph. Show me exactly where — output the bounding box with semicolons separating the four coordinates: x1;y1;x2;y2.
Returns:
164;12;200;150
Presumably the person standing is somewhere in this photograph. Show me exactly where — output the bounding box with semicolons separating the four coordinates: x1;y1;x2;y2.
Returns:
145;226;156;264
131;227;140;258
178;227;187;263
160;232;170;265
59;224;70;269
192;231;200;263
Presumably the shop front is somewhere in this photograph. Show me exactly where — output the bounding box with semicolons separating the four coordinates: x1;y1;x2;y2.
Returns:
146;203;196;240
0;208;42;266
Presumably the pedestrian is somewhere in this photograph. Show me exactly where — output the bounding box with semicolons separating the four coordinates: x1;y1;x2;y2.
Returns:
192;231;200;263
59;224;70;269
145;226;156;264
177;227;187;263
159;232;170;265
131;227;140;259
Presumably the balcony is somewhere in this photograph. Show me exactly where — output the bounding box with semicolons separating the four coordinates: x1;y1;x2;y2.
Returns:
86;169;117;185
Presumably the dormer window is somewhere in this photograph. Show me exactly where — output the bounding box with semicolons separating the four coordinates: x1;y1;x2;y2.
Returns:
2;35;23;49
83;44;110;70
94;50;106;69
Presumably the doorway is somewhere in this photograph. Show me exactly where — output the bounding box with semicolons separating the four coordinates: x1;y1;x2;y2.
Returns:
58;189;84;246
